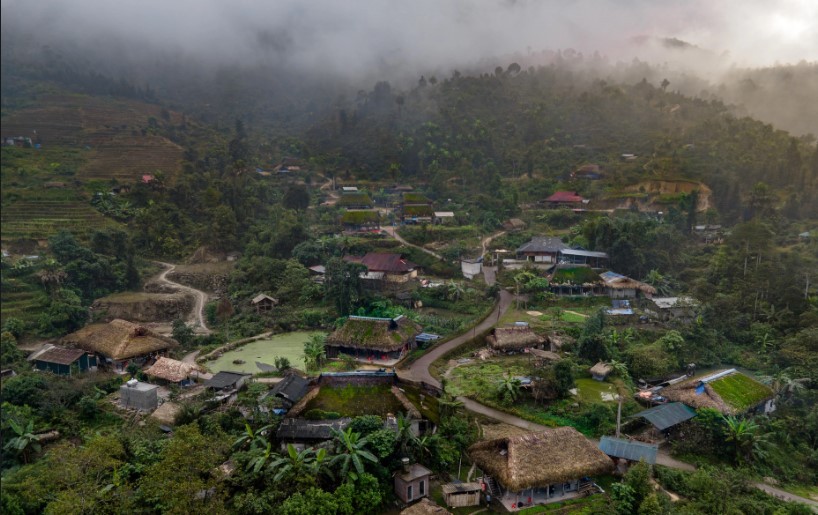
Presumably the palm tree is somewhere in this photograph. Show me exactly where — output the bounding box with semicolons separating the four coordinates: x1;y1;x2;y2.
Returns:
447;280;465;301
4;418;41;464
303;334;327;372
330;428;378;481
722;415;768;465
644;269;673;296
496;375;522;404
36;259;67;297
608;360;630;381
762;371;807;405
268;444;331;484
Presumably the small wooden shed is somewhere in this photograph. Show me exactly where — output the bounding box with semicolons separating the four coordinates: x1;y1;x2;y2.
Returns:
251;294;279;313
441;482;482;508
395;461;432;504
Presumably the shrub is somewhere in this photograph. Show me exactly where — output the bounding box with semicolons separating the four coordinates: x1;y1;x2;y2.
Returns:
274;356;291;371
304;409;341;420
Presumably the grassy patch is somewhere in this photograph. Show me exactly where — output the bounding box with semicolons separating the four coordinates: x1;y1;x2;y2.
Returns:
709;373;773;412
573;378;618;403
304;385;404;417
517;493;610;513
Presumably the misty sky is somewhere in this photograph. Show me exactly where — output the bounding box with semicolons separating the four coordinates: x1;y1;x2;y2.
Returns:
3;0;817;77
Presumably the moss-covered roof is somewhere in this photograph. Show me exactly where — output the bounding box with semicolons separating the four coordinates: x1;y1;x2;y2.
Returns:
403;193;432;204
341;210;380;224
403;204;435;217
337;193;374;207
326;316;421;351
550;265;601;285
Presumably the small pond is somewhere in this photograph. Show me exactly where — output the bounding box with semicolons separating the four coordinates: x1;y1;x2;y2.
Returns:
207;331;325;374
573;378;619;402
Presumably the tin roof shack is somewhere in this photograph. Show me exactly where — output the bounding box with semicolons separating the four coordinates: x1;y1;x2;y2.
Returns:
326;315;421;362
599;272;656;299
598;436;658;465
631;402;697;432
661;369;775;415
516;237;568;265
29;345;97;375
395;460;432;504
646;296;699;323
486;326;546;353
144;357;201;386
441;482;482;508
61;319;177;368
469;428;613;510
276;418;350;451
120;379;159;411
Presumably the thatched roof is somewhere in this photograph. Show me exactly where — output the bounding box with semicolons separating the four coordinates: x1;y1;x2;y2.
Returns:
486;326;545;351
62;319;177;361
327;315;421;351
401;498;452;515
590;362;613;378
469;427;613;491
144;357;201;382
599;271;656;294
529;348;560;362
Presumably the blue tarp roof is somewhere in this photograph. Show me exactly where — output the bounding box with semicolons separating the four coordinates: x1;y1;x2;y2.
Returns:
599;436;658;464
416;333;441;342
632;402;697;431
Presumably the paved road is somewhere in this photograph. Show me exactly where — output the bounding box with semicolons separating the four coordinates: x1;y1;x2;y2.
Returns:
155;262;210;334
399;289;513;387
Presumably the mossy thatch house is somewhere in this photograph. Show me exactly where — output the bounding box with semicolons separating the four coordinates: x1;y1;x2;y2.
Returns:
326;315;421;361
486;326;546;352
661;369;774;415
341;210;381;233
548;264;603;295
469;427;613;510
62;319;177;369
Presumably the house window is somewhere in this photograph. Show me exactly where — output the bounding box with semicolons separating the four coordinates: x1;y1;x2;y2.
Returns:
407;485;413;501
419;480;425;496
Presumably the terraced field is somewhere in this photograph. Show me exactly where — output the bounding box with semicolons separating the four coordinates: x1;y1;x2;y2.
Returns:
0;200;121;241
79;134;183;183
0;277;48;324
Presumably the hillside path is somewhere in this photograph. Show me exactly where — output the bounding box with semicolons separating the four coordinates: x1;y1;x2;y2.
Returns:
382;226;443;260
155;262;210;334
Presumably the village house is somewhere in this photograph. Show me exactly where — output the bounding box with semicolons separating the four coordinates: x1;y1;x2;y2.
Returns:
645;296;699;323
341;210;381;233
544;191;585;209
516;237;568;265
276;418;351;451
270;374;310;408
502;218;527;232
486;326;547;353
251;294;279;313
337;192;374;209
461;258;482;280
548;265;603;296
402;192;434;223
61;319;177;371
529;348;560;367
326;315;422;362
469;428;613;511
599;271;656;299
660;369;775;415
558;249;609;268
433;211;455;225
571;164;604;180
205;371;251;395
394;460;432;505
344;252;418;283
144;357;201;386
28;345;97;376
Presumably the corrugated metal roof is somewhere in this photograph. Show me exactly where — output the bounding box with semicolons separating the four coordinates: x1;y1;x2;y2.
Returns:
348;253;417;273
516;237;568;254
632;402;697;430
33;346;86;365
599;436;658;464
560;249;609;259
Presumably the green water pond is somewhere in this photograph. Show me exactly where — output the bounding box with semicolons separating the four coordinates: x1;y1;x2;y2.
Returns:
206;331;326;374
573;378;618;402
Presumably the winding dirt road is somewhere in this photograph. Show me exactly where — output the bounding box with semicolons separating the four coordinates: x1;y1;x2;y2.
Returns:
155;262;210;334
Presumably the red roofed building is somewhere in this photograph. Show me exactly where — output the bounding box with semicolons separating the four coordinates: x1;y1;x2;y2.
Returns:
344;252;418;283
141;174;155;184
545;191;585;208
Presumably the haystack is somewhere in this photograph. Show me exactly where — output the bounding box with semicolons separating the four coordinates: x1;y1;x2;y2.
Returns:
469;427;613;492
486;326;546;351
62;319;177;361
326;315;421;352
144;357;201;383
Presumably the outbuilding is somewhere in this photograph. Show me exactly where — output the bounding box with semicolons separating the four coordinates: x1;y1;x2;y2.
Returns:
394;461;432;504
29;345;97;375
